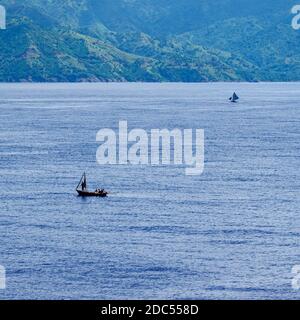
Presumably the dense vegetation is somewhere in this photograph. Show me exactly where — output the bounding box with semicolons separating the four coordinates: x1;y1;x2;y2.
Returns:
0;0;299;81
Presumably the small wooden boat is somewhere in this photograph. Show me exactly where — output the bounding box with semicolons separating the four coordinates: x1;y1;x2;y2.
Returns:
229;92;239;103
76;173;108;197
77;189;108;197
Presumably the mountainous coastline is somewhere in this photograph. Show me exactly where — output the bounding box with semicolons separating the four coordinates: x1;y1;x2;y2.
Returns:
0;0;299;82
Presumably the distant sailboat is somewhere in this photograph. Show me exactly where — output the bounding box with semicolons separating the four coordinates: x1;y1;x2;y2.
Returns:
76;173;108;197
229;92;239;103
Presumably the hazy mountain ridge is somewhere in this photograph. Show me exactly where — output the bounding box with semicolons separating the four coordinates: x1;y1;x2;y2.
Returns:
0;0;299;81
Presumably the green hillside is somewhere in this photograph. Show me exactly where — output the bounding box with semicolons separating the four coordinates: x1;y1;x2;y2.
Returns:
0;0;299;82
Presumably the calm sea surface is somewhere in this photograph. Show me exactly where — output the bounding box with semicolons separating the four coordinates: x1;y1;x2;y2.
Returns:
0;83;299;299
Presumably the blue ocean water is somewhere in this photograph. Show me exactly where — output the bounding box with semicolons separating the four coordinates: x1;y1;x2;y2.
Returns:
0;82;299;300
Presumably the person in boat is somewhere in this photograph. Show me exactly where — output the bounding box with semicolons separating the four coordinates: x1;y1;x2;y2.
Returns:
95;189;105;194
81;180;86;191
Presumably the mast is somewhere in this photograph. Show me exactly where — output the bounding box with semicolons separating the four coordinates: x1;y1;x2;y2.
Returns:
76;172;87;191
83;172;87;190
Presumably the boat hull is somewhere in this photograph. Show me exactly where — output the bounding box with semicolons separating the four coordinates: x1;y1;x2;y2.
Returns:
77;190;108;197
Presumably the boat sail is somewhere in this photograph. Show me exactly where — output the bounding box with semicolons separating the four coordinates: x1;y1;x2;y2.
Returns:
76;172;87;191
76;173;108;197
229;92;239;103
